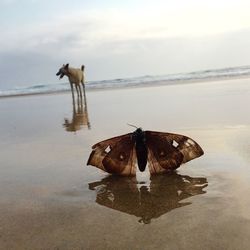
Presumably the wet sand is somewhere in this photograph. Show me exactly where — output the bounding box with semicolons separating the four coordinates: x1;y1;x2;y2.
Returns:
1;78;250;249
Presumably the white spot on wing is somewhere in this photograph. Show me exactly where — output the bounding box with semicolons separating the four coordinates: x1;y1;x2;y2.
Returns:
105;145;111;153
177;190;182;196
187;139;195;145
173;140;179;147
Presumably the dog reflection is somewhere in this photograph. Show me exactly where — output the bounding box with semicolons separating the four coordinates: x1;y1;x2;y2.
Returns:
63;91;90;132
89;173;208;224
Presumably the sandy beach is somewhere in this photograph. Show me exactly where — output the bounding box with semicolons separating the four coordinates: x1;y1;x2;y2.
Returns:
1;78;250;249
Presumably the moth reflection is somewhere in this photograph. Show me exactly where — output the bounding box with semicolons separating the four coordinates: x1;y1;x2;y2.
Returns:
89;173;208;224
63;88;91;132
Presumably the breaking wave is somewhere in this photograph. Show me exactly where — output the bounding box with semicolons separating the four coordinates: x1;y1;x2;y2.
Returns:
1;65;250;97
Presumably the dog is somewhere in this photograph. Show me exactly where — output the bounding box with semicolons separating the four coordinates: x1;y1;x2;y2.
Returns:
56;63;85;98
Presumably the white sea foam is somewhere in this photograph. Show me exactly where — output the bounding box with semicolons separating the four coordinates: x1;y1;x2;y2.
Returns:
1;66;250;97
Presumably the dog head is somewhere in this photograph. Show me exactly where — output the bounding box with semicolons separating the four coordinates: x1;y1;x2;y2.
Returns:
56;64;69;79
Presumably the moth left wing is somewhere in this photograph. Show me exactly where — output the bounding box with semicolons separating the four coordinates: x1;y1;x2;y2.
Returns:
145;131;204;175
87;133;137;176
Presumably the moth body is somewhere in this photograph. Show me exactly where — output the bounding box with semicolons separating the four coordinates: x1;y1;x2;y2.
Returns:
133;128;148;172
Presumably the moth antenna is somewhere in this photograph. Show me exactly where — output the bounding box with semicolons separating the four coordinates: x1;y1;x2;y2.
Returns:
127;123;138;129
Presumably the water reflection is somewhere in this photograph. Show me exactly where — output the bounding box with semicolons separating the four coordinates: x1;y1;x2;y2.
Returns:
63;89;91;131
89;173;208;224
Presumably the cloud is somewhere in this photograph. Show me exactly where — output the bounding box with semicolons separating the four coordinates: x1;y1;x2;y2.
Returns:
0;0;16;4
2;5;250;54
0;51;60;88
1;2;250;88
2;28;250;89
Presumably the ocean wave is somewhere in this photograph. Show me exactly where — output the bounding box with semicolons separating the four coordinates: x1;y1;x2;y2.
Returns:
1;65;250;97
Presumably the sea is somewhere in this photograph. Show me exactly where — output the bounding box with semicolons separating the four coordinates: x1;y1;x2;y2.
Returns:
1;65;250;98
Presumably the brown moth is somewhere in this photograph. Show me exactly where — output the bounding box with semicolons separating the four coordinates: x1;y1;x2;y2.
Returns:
87;128;204;176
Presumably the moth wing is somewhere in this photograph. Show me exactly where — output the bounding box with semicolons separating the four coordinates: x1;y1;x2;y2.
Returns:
87;133;137;176
87;134;127;171
149;131;204;163
145;131;184;175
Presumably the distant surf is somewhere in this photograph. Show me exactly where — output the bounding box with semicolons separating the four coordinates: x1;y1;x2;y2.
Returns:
1;65;250;97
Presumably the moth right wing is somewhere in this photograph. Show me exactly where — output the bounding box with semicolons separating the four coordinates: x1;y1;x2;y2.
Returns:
145;131;184;175
87;133;137;176
154;131;204;163
146;130;204;175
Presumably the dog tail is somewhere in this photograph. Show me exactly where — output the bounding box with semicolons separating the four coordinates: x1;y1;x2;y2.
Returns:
81;65;85;71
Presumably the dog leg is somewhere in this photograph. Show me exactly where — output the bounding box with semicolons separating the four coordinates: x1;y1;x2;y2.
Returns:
75;84;79;99
70;83;75;104
81;82;87;104
78;84;83;101
81;81;85;92
72;94;76;114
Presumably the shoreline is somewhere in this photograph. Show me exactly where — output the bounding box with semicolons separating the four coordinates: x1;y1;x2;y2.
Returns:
1;74;250;99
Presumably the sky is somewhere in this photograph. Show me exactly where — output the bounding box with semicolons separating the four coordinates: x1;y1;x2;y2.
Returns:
1;0;250;89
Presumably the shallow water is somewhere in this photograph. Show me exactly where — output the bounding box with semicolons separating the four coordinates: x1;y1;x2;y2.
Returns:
1;78;250;249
